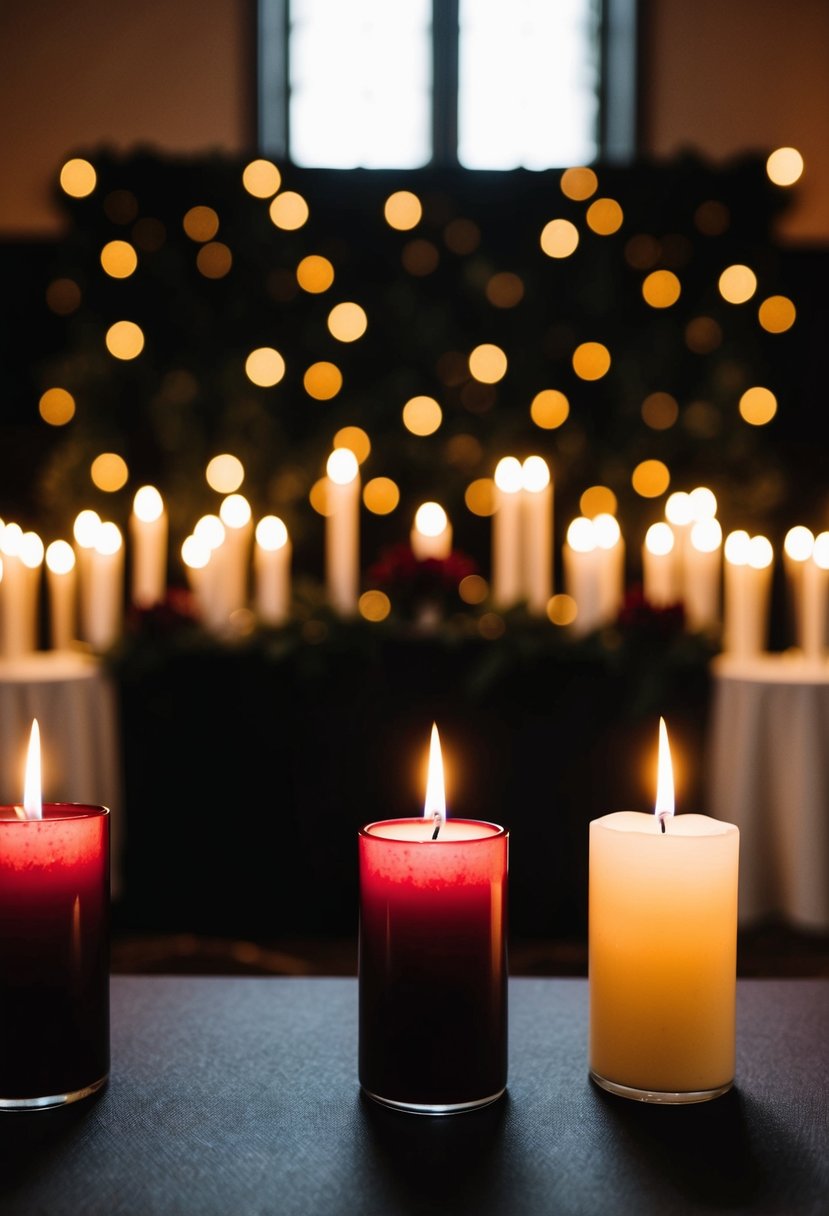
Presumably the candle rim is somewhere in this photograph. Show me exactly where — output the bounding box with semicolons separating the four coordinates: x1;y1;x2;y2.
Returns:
360;817;507;842
591;810;737;837
0;802;110;823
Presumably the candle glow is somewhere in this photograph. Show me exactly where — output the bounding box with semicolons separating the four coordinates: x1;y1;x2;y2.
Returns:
23;719;42;822
424;722;446;835
655;717;675;827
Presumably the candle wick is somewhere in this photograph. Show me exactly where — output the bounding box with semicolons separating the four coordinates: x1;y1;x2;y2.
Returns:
659;812;668;835
431;813;442;841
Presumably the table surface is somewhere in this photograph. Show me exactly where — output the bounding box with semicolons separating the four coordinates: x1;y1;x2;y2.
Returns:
0;977;826;1216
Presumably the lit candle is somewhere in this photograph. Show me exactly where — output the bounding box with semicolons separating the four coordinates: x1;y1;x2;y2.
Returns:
129;485;168;608
73;509;102;645
411;501;452;560
190;514;228;631
784;526;815;650
87;521;124;653
254;515;291;626
562;517;602;637
0;525;43;657
45;539;77;650
326;448;360;614
491;457;523;608
723;530;774;657
0;719;110;1109
593;513;625;624
642;522;678;607
358;723;508;1113
801;531;829;661
218;493;253;618
521;456;552;615
589;717;739;1102
665;490;694;575
684;518;723;633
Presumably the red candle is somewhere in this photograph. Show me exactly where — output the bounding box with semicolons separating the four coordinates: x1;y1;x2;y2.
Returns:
0;721;109;1111
358;725;508;1114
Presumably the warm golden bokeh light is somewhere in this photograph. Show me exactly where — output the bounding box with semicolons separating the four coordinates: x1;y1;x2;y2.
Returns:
485;272;524;308
105;320;144;360
197;242;233;279
91;452;128;492
219;493;252;529
665;491;693;526
459;574;488;605
572;341;610;381
327;301;367;342
183;206;219;242
641;391;679;430
39;387;76;426
718;264;757;304
685;316;722;353
334;426;371;464
465;478;495;517
580;485;618;518
547;594;578;626
359;590;391;622
304;361;343;400
255;515;288;550
522;456;550;493
691;518;723;554
363;477;400;515
296;254;335;293
133;485;164;523
468;343;507;383
586;198;623;235
242;159;282;198
362;476;399;515
632;459;670;498
645;522;674;557
739;386;777;426
100;240;138;278
530;388;570;430
384;190;422;230
73;510;102;548
784;525;814;562
642;269;681;309
269;191;309;230
560;166;598;201
60;158;96;198
402;395;442;436
478;612;506;640
45;278;82;315
758;295;796;333
540;218;579;258
95;521;122;556
45;539;75;576
245;347;285;387
206;454;244;494
766;147;804;187
327;448;359;485
688;486;717;521
401;239;440;276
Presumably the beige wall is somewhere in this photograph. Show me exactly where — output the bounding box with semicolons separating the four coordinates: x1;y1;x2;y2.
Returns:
1;0;827;242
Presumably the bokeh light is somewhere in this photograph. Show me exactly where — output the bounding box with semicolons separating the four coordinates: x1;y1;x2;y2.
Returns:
522;456;550;493
414;502;448;537
45;539;75;575
459;574;489;604
665;491;693;526
401;239;440;275
60;158;96;198
560;167;598;201
642;269;681;308
443;218;480;253
269;191;309;230
206;454;244;494
359;590;391;622
91;452;128;492
739;386;777;426
46;278;81;314
327;302;367;342
547;594;578;626
465;478;495;516
645;522;674;556
363;477;399;515
39;387;75;426
105;321;144;360
327;448;359;485
331;427;369;466
219;493;252;529
304;362;343;400
572;342;610;380
100;240;138;278
580;485;618;517
718;264;757;304
469;344;507;383
530;388;570;429
689;486;717;520
197;242;233;279
255;515;289;550
296;255;335;293
784;525;814;562
494;456;523;494
402;395;443;436
641;391;679;430
384;191;422;230
73;510;102;549
183;206;219;242
691;518;723;553
242;159;281;198
133;485;164;523
766;147;804;187
685;316;722;353
586;198;623;235
540;218;579;258
758;295;796;333
632;459;670;498
246;347;285;387
485;272;524;308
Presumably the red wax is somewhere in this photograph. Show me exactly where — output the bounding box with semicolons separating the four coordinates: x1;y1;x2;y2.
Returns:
0;804;110;1105
358;818;508;1111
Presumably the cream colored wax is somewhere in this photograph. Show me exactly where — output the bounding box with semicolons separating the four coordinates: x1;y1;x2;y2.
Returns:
589;811;739;1096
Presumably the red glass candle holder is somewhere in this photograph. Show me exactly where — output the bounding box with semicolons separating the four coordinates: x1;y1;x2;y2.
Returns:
0;803;110;1111
358;818;508;1115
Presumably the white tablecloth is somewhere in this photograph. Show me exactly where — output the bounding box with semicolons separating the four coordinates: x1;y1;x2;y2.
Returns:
706;652;829;931
0;650;124;897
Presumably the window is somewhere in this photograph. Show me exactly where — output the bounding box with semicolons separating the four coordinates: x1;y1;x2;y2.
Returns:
258;0;637;169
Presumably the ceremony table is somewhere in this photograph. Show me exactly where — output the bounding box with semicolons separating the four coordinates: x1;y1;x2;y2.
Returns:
705;652;829;931
0;977;826;1215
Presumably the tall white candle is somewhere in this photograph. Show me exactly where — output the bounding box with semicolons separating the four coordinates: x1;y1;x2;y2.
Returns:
180;533;211;625
0;525;42;657
642;522;678;606
801;531;829;661
254;515;291;626
326;448;361;615
410;502;452;560
73;509;102;644
783;526;815;650
521;456;552;616
87;521;124;653
722;531;773;657
218;493;253;618
129;485;168;608
593;513;624;625
491;457;523;608
684;518;723;633
45;539;77;650
562;517;603;637
665;490;694;576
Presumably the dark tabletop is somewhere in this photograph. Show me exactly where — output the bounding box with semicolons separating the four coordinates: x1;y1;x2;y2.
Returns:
0;977;827;1216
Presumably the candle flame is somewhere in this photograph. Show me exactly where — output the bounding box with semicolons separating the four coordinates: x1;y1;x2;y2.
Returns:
23;719;43;821
655;716;674;825
424;722;446;831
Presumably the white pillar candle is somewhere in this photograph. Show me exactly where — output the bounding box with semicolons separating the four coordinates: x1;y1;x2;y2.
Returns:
254;515;291;626
800;531;829;661
73;509;102;644
180;533;211;625
0;526;43;657
642;522;678;606
491;457;523;608
45;539;77;650
722;531;774;657
684;518;723;633
129;485;168;608
218;494;253;618
190;515;227;630
589;718;739;1101
562;517;603;637
521;456;552;616
326;448;361;615
410;501;452;560
783;525;815;650
87;521;124;653
593;513;625;625
665;490;694;576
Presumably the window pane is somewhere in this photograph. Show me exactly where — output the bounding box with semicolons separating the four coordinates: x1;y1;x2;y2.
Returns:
289;0;432;168
458;0;600;169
